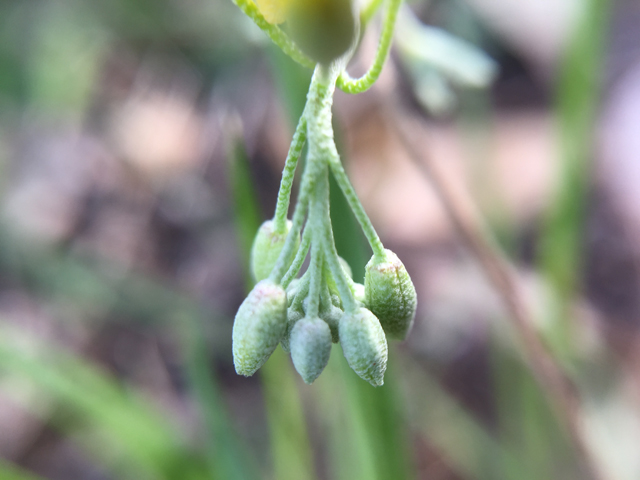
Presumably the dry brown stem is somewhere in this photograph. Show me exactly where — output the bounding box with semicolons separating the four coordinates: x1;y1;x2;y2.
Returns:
383;100;608;480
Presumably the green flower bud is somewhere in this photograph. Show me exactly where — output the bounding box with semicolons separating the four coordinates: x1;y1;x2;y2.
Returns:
352;282;365;305
338;256;353;280
287;0;357;65
233;280;287;376
339;307;388;387
250;220;298;282
301;293;341;343
319;303;342;343
365;249;417;340
331;293;342;309
281;307;304;353
290;316;332;384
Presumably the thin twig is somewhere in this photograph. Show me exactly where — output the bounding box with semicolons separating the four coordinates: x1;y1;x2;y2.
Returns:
383;100;608;480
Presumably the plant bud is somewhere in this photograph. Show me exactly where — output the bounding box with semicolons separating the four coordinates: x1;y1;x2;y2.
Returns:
331;293;342;309
290;317;332;384
365;249;417;340
319;303;342;343
233;280;287;376
338;256;353;280
287;0;357;65
352;282;365;305
250;220;298;282
281;307;304;353
339;308;388;386
254;0;292;24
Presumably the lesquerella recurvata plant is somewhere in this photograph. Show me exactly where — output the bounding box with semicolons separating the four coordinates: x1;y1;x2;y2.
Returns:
231;0;447;387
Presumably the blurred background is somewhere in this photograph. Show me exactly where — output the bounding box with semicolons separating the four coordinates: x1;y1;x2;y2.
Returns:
1;0;639;479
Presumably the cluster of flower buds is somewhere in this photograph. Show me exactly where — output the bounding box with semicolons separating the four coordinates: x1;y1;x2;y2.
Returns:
230;0;496;390
234;231;416;386
232;71;418;385
230;0;416;386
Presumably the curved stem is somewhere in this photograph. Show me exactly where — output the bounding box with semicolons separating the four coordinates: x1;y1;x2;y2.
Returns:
328;157;386;260
282;225;312;289
274;115;308;233
231;0;315;69
337;0;402;94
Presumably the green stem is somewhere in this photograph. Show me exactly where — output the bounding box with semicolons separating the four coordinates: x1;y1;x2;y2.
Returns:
269;196;309;283
274;115;308;233
231;0;315;69
306;242;324;318
281;225;312;289
328;159;385;260
270;68;335;283
360;0;385;28
337;0;402;94
315;174;357;312
292;271;310;312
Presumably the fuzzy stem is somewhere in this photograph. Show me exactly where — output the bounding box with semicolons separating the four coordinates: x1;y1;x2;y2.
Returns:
291;271;311;312
328;158;386;260
315;173;358;312
281;225;312;289
231;0;315;69
274;115;308;233
306;242;324;318
337;0;402;94
268;196;309;283
269;67;333;283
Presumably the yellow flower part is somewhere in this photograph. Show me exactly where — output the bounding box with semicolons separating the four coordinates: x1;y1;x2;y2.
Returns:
254;0;292;24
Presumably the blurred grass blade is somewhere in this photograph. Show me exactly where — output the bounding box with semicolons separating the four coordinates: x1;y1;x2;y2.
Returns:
401;354;530;480
0;329;204;480
340;351;413;480
0;460;46;480
178;310;259;480
316;349;378;480
227;126;263;284
328;161;413;480
227;130;316;480
540;0;611;352
261;348;316;480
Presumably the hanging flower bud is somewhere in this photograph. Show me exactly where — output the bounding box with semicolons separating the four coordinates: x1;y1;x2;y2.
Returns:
319;303;342;343
233;280;288;376
250;220;298;282
351;282;365;305
287;0;357;65
290;316;332;384
281;307;304;353
339;308;388;386
254;0;292;24
365;249;417;340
